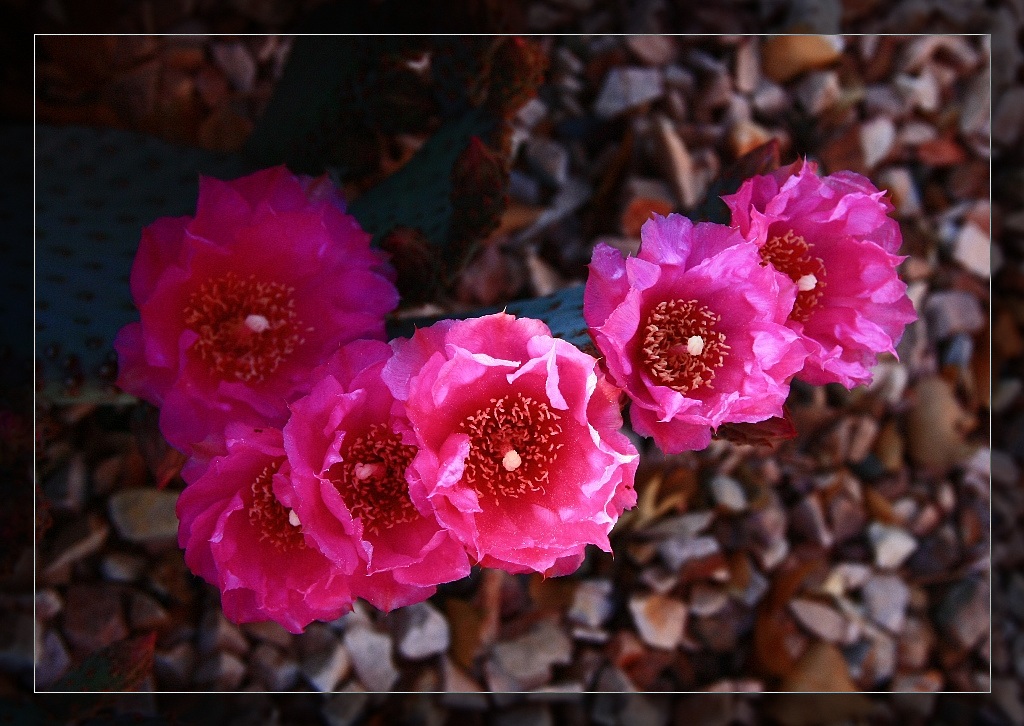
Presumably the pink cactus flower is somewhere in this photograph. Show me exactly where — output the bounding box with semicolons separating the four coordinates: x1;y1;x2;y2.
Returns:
282;339;471;612
584;214;808;454
114;166;398;456
176;424;354;633
723;158;916;387
383;313;639;577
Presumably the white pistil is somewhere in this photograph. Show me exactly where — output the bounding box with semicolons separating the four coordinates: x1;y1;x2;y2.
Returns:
288;509;301;527
686;335;705;356
353;463;381;480
245;313;271;333
502;449;523;472
796;274;818;292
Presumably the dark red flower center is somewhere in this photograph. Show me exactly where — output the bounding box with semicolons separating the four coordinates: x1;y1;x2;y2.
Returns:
458;392;563;505
641;299;729;393
329;424;420;538
248;459;305;552
183;272;307;383
759;230;827;323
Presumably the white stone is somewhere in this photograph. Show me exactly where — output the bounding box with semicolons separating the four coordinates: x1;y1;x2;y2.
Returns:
868;522;918;570
863;574;910;633
790;599;856;644
860;116;896;170
594;67;664;118
302;641;351;692
343;626;399;691
795;70;841;115
568;579;614;629
953;222;991;278
709;475;747;513
394;602;450;660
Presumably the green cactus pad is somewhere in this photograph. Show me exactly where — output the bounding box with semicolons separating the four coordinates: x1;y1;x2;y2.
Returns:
387;283;591;351
347;107;497;252
35;125;243;404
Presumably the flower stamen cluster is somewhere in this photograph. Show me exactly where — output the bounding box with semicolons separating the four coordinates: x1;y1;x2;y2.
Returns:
642;299;729;393
758;230;826;323
329;423;419;538
247;459;306;551
459;392;564;502
184;272;306;383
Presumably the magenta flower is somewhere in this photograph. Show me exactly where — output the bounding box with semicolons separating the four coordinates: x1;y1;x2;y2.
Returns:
722;159;917;387
383;313;638;577
584;214;807;454
114;166;398;456
176;424;353;633
282;339;471;612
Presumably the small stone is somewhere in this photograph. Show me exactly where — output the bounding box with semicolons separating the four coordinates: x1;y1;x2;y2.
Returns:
709;474;747;513
761;35;843;83
658;535;720;570
250;642;300;691
629;593;686;650
393;602;449;660
727;119;772;159
440;657;488;709
302;640;351;692
344;625;399;691
490;619;573;690
876;167;922;217
859;117;896;170
107;489;180;547
953;222;991;279
781;641;858;691
36;589;63;621
100;551;146;583
751;78;789;117
790;599;855;644
897;617;934;670
322;688;370;726
689;583;729;617
128;590;170;632
36;630;71;689
198;609;249;655
795;70;841;115
42;516;109;583
594;67;664;118
42;453;88;514
862;574;910;633
567;579;615;629
626;35;677;66
194;651;246;690
921;288;983;339
824;563;872;595
936;578;989;650
734;39;760;94
847;415;880;464
62;584;129;653
154;641;196;689
524;137;569;188
907;376;976;474
868;522;918;569
243;620;294;649
895;70;940;112
653;115;699;208
211;41;257;93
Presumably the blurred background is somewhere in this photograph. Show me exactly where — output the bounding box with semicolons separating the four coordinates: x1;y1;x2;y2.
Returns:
7;0;1020;723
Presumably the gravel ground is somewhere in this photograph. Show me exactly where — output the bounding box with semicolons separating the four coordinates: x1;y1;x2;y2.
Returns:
8;0;1020;723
